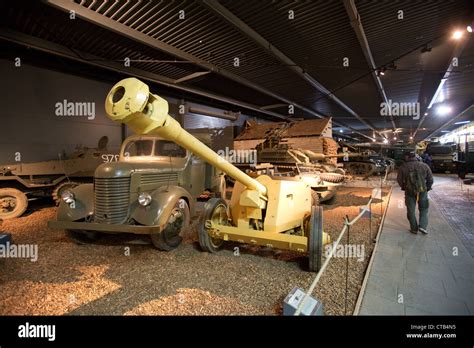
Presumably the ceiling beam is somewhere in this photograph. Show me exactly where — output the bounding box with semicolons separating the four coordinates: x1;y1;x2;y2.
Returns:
261;103;287;110
45;1;323;117
174;71;211;84
202;0;381;136
0;28;289;121
343;0;396;131
46;0;376;141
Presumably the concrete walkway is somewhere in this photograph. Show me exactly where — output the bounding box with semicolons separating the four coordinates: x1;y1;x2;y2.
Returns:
358;176;474;315
429;175;474;256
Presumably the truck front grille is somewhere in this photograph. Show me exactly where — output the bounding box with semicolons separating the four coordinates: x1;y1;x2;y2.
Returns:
140;172;178;186
94;177;130;224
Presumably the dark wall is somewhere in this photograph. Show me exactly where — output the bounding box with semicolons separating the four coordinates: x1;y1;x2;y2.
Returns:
0;59;122;163
0;59;256;164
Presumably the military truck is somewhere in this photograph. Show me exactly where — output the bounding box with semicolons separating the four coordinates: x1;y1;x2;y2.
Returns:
49;134;225;248
0;137;110;219
454;140;474;179
426;142;457;172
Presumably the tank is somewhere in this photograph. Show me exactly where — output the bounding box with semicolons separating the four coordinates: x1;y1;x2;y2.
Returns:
336;144;390;178
340;154;387;177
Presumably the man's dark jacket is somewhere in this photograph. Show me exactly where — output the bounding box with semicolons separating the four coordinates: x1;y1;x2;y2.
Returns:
397;158;434;192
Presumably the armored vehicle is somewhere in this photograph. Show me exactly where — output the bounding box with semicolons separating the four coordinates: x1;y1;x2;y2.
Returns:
339;151;391;178
49;133;225;249
249;133;346;204
386;145;416;167
0;137;110;219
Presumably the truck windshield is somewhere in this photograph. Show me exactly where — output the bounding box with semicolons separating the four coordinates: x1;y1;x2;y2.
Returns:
124;140;153;156
154;140;186;158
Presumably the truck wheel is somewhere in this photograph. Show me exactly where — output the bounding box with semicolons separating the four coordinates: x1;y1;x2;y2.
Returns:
308;206;324;272
199;198;227;253
65;229;99;244
53;182;80;205
0;188;28;219
311;190;320;206
151;199;190;251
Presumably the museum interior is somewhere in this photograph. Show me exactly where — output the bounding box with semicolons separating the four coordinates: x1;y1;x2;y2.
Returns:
0;0;473;321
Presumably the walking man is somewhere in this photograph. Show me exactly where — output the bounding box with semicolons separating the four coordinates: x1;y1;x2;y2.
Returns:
397;151;434;234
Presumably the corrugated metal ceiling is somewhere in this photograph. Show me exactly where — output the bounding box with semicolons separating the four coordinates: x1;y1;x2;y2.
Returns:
70;0;356;121
0;0;472;140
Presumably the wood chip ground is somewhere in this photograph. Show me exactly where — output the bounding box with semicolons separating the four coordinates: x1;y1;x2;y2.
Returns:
0;185;390;316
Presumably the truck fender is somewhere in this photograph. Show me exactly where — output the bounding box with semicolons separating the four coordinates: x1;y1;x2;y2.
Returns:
131;185;193;228
56;184;94;221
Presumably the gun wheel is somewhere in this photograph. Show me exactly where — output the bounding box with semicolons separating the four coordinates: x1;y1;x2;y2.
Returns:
308;206;324;272
0;188;28;219
151;199;190;251
199;198;228;253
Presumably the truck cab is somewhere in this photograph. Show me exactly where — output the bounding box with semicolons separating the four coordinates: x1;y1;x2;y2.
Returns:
454;140;474;179
426;142;457;172
49;135;225;250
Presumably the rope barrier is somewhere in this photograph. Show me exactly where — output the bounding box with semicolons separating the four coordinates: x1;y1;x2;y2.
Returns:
382;166;390;185
294;195;374;316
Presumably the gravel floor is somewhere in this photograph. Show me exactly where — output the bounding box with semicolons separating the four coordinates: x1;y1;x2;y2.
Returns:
0;186;390;316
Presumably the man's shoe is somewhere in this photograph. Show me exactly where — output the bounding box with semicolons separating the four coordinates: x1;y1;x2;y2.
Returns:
419;228;428;235
410;229;418;234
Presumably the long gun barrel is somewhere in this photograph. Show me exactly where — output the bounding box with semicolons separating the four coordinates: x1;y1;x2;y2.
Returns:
104;78;267;196
301;149;362;161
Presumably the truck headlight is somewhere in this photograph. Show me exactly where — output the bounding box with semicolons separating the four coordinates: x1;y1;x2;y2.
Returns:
61;190;75;204
138;192;152;206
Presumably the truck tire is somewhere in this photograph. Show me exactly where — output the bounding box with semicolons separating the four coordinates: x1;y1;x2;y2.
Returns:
457;164;467;179
66;229;99;244
0;188;28;219
319;172;345;183
198;198;227;253
151;198;190;251
308;206;324;272
53;181;80;205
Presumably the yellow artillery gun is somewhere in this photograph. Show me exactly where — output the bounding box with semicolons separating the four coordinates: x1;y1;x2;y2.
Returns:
105;78;330;271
